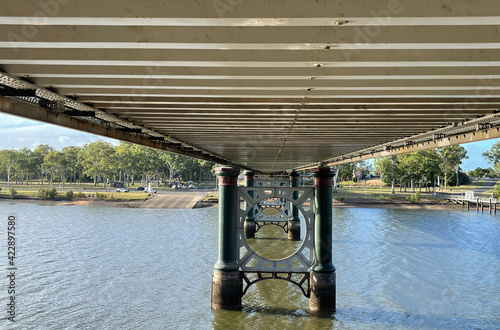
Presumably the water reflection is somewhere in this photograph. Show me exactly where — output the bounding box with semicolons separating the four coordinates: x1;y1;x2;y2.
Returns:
0;202;498;329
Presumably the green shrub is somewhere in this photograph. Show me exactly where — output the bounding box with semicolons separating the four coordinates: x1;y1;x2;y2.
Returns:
336;196;345;202
65;190;74;200
48;187;58;199
493;185;500;199
95;192;106;199
407;191;421;202
38;188;49;199
75;192;86;198
9;188;17;198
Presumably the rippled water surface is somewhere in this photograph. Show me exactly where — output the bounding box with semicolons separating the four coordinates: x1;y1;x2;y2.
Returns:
0;202;499;329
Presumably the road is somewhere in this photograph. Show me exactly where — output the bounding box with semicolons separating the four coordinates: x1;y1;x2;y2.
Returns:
472;178;499;196
141;188;213;209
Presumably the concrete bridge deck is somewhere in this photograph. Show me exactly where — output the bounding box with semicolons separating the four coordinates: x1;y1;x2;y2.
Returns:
2;1;500;172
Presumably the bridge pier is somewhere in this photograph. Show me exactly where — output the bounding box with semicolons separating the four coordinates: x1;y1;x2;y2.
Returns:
288;171;301;241
309;167;336;313
243;171;256;239
211;167;242;310
212;166;336;313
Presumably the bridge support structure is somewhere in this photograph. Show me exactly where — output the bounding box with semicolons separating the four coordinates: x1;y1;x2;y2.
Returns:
211;167;242;310
288;171;301;241
211;166;336;313
243;171;256;239
309;167;336;313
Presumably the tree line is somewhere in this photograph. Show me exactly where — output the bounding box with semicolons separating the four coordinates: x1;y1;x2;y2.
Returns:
0;140;215;188
3;139;500;191
334;145;471;192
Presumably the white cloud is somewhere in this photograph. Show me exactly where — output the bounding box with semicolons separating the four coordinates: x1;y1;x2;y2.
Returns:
0;113;119;150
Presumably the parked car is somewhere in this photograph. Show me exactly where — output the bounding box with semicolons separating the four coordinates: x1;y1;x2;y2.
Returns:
145;189;157;193
136;187;145;191
116;188;129;192
188;184;197;189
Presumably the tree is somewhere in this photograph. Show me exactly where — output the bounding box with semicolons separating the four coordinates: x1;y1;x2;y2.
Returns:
353;161;367;186
415;149;442;191
398;152;421;191
0;149;18;187
62;146;82;186
439;145;468;188
374;157;394;185
374;156;400;193
115;143;138;187
32;144;55;186
160;152;182;185
482;140;500;167
80;140;117;188
44;150;71;188
338;162;355;186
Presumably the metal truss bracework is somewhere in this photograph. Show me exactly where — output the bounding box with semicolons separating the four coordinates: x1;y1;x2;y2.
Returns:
254;180;289;187
255;220;288;233
241;271;310;298
236;187;315;273
252;180;293;233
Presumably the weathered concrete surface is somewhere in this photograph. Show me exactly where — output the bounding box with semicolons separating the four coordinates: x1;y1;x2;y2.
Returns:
141;189;213;209
211;271;242;310
309;271;336;313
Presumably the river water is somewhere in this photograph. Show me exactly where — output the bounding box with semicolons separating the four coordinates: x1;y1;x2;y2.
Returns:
0;202;499;329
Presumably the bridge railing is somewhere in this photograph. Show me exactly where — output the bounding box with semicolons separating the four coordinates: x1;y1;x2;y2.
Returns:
449;195;497;203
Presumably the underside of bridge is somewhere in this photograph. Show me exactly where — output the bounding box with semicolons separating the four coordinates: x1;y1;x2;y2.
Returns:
1;0;500;173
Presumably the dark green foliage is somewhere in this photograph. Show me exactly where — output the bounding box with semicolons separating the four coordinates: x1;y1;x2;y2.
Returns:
65;190;74;200
9;187;17;198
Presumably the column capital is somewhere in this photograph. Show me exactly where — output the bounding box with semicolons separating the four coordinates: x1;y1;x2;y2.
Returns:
244;170;256;178
289;170;300;181
311;167;335;187
215;167;240;186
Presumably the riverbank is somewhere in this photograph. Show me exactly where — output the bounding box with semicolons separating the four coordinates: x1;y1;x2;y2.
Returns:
0;197;146;208
332;197;459;210
0;189;216;209
0;194;459;210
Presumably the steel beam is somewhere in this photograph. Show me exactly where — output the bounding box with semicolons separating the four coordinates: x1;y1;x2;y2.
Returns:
0;96;248;169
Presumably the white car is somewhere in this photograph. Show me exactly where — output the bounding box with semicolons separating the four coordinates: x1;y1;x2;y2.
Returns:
188;184;197;189
145;189;157;193
116;188;129;192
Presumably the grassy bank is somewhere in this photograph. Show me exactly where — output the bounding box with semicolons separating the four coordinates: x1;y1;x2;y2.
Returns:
0;188;152;202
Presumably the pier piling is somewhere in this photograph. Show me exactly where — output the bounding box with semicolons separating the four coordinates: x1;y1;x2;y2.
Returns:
309;167;336;313
288;171;301;241
212;167;242;310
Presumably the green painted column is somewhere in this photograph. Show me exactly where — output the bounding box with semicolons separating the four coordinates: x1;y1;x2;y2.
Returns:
310;166;336;313
211;167;242;310
288;170;301;240
244;171;256;238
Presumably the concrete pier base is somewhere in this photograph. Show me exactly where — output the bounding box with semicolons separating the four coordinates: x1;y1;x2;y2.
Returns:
211;271;242;310
309;271;336;313
244;219;256;239
287;220;300;240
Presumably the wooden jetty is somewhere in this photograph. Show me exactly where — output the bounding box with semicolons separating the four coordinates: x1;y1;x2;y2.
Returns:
449;192;497;215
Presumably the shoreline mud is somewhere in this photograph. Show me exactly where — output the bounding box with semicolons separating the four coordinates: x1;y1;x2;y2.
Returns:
1;195;461;210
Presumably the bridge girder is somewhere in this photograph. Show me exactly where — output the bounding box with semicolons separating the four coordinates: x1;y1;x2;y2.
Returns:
1;0;500;172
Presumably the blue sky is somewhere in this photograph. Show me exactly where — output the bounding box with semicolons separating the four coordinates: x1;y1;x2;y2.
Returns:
0;112;497;170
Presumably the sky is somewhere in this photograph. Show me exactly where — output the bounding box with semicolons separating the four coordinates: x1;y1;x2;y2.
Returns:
0;112;497;171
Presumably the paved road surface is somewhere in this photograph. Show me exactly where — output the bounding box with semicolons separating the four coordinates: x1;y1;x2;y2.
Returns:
141;189;212;209
472;178;499;196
